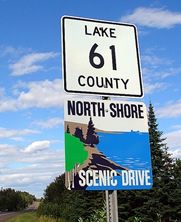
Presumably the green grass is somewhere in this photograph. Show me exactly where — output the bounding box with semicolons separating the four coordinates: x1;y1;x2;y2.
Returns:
6;212;39;222
6;213;67;222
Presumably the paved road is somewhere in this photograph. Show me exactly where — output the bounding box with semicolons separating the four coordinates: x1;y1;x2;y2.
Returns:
0;202;39;222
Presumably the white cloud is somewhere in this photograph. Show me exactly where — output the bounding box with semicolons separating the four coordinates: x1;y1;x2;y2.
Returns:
156;99;181;118
142;54;181;80
170;149;181;159
0;143;64;167
121;7;181;29
0;167;64;198
0;127;40;139
0;46;16;56
164;129;181;159
0;145;65;197
0;79;67;112
143;82;167;94
142;55;172;67
163;67;181;78
0;88;5;97
21;148;64;163
0;144;18;165
0;45;32;57
23;140;51;153
33;117;63;129
144;46;165;54
171;125;181;129
0;98;17;112
17;79;65;109
9;52;59;76
164;129;181;149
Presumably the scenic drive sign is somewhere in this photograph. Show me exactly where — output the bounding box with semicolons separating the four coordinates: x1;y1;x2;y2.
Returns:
64;98;152;190
61;16;144;98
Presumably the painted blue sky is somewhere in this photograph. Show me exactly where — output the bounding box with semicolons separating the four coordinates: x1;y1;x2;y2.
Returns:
0;0;181;198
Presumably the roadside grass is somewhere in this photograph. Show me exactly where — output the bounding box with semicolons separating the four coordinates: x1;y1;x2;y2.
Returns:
6;213;67;222
39;216;67;222
6;212;39;222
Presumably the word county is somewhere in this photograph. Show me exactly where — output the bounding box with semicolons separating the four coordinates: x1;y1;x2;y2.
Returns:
76;25;129;91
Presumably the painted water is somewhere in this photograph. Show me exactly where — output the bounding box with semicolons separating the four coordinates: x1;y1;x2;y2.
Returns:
86;131;153;190
97;131;152;171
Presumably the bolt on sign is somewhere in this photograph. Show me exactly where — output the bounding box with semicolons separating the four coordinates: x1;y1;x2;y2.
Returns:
61;16;143;98
64;98;152;190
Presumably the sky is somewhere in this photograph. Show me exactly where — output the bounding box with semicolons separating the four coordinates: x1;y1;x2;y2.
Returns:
0;0;181;198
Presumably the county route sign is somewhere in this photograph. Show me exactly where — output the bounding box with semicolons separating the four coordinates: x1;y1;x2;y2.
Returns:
61;16;143;98
64;98;152;190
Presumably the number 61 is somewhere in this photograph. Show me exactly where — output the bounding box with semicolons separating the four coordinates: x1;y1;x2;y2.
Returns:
89;43;117;70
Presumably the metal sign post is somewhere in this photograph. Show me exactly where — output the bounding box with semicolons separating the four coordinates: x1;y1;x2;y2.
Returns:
106;190;119;222
103;97;118;222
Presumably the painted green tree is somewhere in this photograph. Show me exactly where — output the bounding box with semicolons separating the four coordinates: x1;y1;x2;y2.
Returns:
65;132;88;172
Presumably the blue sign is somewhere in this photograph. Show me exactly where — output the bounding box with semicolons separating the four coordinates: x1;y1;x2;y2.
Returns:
64;98;152;190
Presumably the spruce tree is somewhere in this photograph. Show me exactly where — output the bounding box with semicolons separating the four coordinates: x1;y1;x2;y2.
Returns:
133;102;181;221
118;102;178;221
85;117;99;147
74;127;85;142
167;158;181;220
66;125;70;133
160;145;181;221
139;102;167;220
148;102;165;185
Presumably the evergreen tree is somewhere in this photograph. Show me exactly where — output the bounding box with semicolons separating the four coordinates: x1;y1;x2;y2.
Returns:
66;190;104;221
160;145;181;221
43;174;66;205
148;102;165;186
145;102;166;219
66;125;70;133
133;102;175;221
74;127;85;142
38;173;105;221
168;158;181;220
118;102;181;221
85;117;99;147
0;188;35;211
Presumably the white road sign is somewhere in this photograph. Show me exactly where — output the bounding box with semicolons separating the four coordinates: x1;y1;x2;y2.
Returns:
61;16;144;98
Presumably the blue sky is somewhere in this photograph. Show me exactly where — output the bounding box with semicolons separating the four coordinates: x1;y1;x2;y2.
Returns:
0;0;181;198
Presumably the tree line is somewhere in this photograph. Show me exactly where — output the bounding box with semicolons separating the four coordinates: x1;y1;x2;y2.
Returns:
37;103;181;222
0;188;36;211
